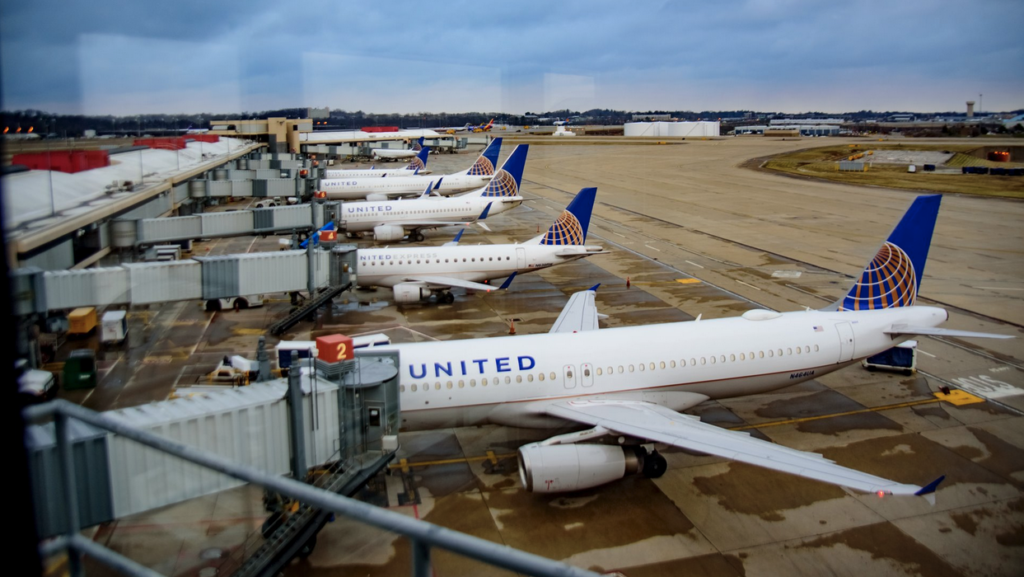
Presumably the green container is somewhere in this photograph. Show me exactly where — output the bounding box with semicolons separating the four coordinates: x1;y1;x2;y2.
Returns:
63;349;97;391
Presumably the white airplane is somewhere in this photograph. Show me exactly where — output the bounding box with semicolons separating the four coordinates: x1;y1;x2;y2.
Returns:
322;147;431;179
356;187;605;303
375;195;1010;498
371;137;425;162
320;138;503;201
338;144;528;241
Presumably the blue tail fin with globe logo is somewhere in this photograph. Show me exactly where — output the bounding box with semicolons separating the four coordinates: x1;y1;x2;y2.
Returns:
831;194;941;311
531;187;597;246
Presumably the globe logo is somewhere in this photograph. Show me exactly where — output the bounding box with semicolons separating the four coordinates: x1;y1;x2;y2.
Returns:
840;242;917;310
541;210;585;245
467;156;495;176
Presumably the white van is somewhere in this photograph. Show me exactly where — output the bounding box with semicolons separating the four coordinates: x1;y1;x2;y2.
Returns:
205;295;265;312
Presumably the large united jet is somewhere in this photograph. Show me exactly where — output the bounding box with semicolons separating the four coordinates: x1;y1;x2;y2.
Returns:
374;195;1010;498
338;145;529;242
320;138;503;201
322;147;431;179
356;186;605;303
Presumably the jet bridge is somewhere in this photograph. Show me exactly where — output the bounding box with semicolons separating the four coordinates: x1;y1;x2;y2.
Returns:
126;201;340;246
26;344;400;575
11;244;357;313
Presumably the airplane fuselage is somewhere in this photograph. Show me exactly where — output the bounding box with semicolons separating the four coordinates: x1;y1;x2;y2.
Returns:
375;306;947;431
321;174;492;200
356;243;595;288
323;168;422;179
372;149;417;160
340;196;522;232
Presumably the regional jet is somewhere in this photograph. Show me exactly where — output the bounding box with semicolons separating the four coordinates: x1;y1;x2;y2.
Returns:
338;144;528;241
320;138;502;201
322;147;431;179
370;137;425;161
376;195;1010;498
356;186;604;303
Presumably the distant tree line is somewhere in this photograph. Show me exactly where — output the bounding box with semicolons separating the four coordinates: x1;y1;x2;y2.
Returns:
3;107;1022;138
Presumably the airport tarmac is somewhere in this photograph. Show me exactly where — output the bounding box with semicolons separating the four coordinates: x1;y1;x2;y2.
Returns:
70;138;1024;576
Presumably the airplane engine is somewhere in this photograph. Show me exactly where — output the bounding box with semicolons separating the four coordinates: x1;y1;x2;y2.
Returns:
366;193;389;202
393;283;431;303
518;443;665;493
373;224;406;242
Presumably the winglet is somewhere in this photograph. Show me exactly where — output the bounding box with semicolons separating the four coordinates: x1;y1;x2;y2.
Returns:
499;272;517;290
452;229;465;244
434;177;443;190
588;283;600;292
478;201;493;220
914;475;945;496
420;181;435;197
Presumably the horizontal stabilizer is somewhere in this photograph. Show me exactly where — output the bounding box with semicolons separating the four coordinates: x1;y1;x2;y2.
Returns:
499;272;517;290
885;324;1015;339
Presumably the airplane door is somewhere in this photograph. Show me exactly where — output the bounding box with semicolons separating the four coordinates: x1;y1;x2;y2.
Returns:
516;247;526;269
581;363;594;387
835;322;855;362
563;365;577;389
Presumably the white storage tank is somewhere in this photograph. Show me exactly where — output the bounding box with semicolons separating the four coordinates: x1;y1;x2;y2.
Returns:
624;121;720;137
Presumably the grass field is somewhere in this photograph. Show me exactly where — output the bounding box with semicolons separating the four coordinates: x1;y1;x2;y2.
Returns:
761;143;1024;199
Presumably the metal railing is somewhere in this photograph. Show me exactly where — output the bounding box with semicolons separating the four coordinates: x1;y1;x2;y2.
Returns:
25;399;600;577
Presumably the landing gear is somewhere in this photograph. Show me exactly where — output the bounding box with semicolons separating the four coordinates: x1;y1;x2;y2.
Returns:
412;231;425;242
438;291;455;305
642;449;667;479
297;535;317;558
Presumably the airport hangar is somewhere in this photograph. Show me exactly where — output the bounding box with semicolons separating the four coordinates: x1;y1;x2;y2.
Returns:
8;130;1024;576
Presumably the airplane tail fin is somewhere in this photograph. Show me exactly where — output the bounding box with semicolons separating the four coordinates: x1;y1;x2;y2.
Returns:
475;145;528;199
412;136;425;151
405;146;430;171
459;137;502;176
530;187;597;246
830;194;941;311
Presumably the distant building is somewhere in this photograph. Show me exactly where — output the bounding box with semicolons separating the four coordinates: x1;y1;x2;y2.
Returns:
632;113;673;121
307;107;330;119
888;114;916;122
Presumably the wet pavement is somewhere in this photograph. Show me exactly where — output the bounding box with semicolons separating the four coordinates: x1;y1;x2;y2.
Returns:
63;138;1024;576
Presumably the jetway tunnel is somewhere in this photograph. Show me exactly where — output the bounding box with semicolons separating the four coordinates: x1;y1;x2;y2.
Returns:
26;345;400;575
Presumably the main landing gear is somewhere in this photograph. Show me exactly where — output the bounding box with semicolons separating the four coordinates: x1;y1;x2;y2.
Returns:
411;231;425;242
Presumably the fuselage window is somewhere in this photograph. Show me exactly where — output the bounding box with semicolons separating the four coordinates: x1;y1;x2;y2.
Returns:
400;385;406;393
659;361;665;369
806;346;811;353
618;366;624;373
446;259;449;263
446;381;452;389
629;365;635;373
458;380;465;388
730;354;736;362
472;258;476;262
435;382;441;390
769;350;774;357
649;362;656;370
411;384;417;392
796;347;801;355
759;351;765;358
584;368;591;377
482;378;488;386
539;373;545;381
814;345;819;352
701;357;706;365
740;353;746;361
596;368;603;376
516;375;522;383
670;360;676;368
639;364;645;372
710;356;716;364
505;376;511;384
787;348;792;355
549;372;556;380
470;379;476;387
527;374;534;382
720;355;726;363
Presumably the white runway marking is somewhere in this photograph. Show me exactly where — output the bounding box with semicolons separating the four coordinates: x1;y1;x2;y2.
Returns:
736;280;762;291
685;260;705;269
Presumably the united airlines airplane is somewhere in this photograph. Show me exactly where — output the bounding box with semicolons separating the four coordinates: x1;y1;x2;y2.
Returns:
377;195;1010;498
339;145;528;242
356;186;605;303
320;138;503;201
323;146;431;179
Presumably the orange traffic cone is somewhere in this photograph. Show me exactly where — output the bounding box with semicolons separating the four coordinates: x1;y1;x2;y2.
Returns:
509;319;517;335
626;276;631;289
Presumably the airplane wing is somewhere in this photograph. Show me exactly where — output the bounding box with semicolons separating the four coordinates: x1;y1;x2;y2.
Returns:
378;220;470;230
404;276;499;292
885;324;1014;339
553;245;607;258
544;399;941;499
549;286;601;333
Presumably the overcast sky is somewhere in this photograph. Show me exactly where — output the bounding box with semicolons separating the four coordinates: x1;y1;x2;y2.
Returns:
2;0;1022;115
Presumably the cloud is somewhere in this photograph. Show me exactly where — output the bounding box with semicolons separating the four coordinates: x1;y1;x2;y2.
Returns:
2;0;1022;114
